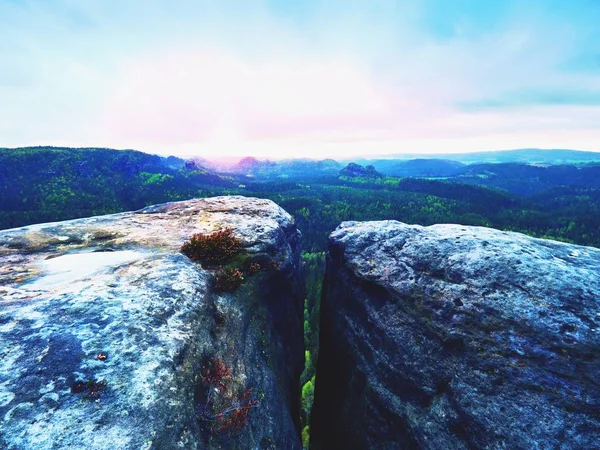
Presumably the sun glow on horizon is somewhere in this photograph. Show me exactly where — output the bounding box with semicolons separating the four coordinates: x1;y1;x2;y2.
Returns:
202;118;249;157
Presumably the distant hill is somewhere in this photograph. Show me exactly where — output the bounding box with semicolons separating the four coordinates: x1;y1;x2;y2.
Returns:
279;158;341;175
233;156;277;174
0;146;192;168
443;149;600;164
353;158;465;177
215;157;341;179
453;163;600;196
339;163;383;179
349;149;600;166
340;157;600;196
0;146;233;229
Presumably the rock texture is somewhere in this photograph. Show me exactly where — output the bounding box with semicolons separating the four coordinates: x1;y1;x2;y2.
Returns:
0;196;303;450
311;221;600;450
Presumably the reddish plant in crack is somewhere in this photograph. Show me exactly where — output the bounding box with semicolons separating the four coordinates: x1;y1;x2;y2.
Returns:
217;388;260;431
197;358;260;433
200;358;231;391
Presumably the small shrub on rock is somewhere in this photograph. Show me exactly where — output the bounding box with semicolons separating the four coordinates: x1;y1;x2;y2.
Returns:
216;388;259;432
215;267;245;292
200;358;231;389
181;228;243;266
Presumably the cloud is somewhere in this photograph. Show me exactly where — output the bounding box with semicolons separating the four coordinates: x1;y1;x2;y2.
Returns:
1;0;600;156
459;88;600;110
102;48;391;142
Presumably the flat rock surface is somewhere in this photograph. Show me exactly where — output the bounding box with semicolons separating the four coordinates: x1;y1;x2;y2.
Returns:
0;196;303;450
312;220;600;449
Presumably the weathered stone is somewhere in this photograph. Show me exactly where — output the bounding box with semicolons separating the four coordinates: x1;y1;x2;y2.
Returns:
311;221;600;449
0;196;303;450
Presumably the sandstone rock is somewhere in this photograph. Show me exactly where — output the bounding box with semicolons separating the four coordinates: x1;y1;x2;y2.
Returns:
311;221;600;449
0;196;303;450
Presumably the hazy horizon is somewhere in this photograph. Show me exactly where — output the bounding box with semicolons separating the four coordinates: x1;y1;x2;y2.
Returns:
2;1;599;158
5;145;600;165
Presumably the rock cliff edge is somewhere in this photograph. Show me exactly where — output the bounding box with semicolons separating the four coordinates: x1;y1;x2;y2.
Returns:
0;196;303;450
311;221;600;449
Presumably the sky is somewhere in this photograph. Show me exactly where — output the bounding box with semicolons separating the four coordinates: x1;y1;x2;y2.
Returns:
1;0;599;159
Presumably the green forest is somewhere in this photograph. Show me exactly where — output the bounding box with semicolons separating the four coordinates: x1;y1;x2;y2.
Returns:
3;147;600;251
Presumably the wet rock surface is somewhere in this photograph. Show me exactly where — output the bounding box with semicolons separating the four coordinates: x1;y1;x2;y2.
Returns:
0;196;303;450
311;221;600;450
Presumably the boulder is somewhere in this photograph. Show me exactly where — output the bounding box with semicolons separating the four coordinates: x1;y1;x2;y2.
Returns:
311;221;600;449
0;196;303;450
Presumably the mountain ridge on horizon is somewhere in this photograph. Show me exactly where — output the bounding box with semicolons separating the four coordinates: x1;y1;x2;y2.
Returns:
2;143;600;271
4;145;600;166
